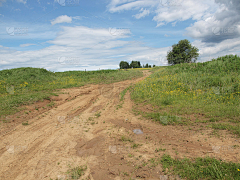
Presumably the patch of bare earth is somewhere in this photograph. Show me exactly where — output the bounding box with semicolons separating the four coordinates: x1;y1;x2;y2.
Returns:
0;70;239;180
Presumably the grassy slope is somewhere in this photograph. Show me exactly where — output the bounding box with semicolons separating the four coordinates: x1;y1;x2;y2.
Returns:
129;54;240;179
131;55;240;134
0;67;143;118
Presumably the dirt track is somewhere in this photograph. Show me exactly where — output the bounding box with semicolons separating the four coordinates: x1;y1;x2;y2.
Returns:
0;70;239;180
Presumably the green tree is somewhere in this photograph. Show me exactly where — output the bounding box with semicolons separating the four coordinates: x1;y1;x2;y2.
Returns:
119;61;130;69
167;39;199;65
130;61;141;68
145;63;149;68
153;65;156;67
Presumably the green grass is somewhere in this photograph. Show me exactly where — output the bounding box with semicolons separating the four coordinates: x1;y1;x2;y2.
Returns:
120;86;132;101
161;154;240;180
131;143;142;149
121;135;133;142
0;67;143;118
211;123;240;137
65;165;87;179
131;54;240;135
22;121;29;126
95;111;101;118
155;148;166;152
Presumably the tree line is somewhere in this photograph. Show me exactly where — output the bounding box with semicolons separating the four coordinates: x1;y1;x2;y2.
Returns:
119;61;156;69
119;39;200;69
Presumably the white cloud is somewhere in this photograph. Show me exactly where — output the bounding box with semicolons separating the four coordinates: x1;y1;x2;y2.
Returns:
107;0;157;13
16;0;27;4
0;26;171;71
72;16;82;20
107;0;217;26
107;0;240;45
133;8;150;19
20;43;36;47
153;0;217;27
51;15;72;25
192;38;240;63
185;0;240;43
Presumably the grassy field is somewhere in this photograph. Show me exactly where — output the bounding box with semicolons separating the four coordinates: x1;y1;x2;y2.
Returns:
0;67;143;118
131;55;240;135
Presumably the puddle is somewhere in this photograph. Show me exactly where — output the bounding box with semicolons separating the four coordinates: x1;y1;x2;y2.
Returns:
133;129;143;135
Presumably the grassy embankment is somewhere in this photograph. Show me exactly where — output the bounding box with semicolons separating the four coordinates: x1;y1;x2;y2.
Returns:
131;54;240;135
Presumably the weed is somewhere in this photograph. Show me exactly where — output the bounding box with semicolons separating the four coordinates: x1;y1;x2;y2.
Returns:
66;165;87;179
95;111;101;118
131;143;142;149
128;154;134;158
155;148;166;152
47;101;55;107
22;121;29;126
121;136;133;142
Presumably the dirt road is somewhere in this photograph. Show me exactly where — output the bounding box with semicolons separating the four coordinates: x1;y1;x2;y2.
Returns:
0;70;239;180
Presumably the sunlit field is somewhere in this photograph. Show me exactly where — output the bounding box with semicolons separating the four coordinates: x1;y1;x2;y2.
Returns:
131;55;240;135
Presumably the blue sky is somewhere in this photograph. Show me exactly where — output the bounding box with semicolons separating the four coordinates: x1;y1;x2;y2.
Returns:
0;0;239;72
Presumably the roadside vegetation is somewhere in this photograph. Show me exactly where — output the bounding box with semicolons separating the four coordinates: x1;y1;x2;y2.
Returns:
0;67;143;118
160;154;239;180
131;54;240;134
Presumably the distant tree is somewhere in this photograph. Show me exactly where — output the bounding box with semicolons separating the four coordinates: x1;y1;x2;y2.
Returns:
167;39;199;65
153;65;156;67
149;65;151;68
138;61;142;68
130;61;141;68
119;61;129;69
145;63;149;68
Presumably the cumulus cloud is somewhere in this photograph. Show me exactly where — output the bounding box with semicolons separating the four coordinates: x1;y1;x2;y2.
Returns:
107;0;240;46
185;0;240;43
51;15;72;25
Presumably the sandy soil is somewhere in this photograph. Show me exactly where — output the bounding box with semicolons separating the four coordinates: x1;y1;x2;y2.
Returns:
0;70;239;180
